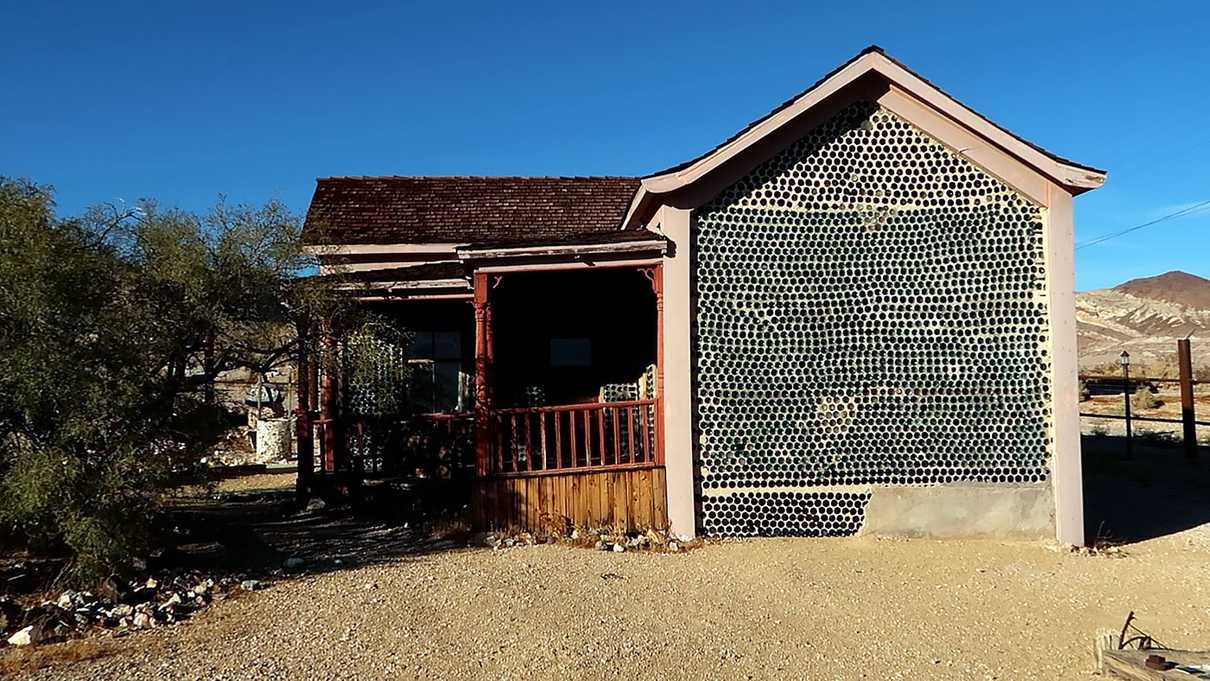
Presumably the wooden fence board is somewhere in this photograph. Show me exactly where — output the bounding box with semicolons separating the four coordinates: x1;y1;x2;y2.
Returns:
472;466;668;533
652;468;668;528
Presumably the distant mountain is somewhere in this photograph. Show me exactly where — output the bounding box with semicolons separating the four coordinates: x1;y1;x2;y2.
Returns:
1077;271;1210;370
1114;271;1210;310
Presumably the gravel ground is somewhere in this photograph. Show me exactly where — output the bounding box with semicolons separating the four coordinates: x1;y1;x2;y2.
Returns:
179;471;297;496
7;531;1210;680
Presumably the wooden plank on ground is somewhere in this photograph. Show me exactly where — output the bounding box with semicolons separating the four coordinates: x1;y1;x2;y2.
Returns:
1101;648;1210;680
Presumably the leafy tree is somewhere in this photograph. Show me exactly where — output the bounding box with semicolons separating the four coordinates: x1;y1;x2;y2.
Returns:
0;178;374;581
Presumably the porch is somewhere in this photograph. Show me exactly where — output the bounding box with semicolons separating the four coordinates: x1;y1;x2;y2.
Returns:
470;265;667;531
300;262;669;533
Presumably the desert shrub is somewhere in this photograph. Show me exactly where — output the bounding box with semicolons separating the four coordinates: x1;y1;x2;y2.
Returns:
1137;429;1179;446
0;178;362;581
1130;387;1162;411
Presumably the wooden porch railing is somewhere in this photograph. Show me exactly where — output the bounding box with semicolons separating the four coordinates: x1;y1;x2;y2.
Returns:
313;412;475;475
488;398;661;476
311;400;662;478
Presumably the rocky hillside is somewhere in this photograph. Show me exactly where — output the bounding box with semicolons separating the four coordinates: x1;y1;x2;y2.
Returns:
1077;271;1210;370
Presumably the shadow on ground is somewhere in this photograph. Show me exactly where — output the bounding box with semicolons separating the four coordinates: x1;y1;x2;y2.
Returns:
1083;434;1210;544
162;479;472;577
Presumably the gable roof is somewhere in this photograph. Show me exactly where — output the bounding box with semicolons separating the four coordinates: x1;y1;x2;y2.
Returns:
626;45;1106;226
302;176;640;246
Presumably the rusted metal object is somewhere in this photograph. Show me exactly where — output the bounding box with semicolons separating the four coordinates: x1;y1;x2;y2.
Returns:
1145;654;1174;670
1119;611;1164;651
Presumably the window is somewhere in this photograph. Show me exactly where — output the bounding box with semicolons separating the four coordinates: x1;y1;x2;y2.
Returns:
550;337;592;368
409;331;465;413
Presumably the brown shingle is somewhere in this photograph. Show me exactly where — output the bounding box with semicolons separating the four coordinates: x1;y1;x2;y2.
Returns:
303;176;640;246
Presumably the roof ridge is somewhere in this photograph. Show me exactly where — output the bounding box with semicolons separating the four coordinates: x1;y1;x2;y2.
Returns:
316;175;639;182
643;44;1104;180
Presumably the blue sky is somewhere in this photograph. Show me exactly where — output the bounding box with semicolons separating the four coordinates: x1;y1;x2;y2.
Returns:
2;1;1207;290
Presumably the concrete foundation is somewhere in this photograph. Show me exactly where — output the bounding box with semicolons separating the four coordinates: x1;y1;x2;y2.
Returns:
859;484;1055;540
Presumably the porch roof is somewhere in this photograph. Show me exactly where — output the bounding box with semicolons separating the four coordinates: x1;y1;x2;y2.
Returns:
335;261;466;285
302;176;641;247
457;227;661;251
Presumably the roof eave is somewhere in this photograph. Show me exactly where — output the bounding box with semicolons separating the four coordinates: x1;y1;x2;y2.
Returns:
628;49;1106;219
457;239;667;262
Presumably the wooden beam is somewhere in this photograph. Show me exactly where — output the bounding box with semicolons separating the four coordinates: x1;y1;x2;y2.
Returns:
457;239;666;261
472;272;493;476
294;326;314;500
319;323;340;473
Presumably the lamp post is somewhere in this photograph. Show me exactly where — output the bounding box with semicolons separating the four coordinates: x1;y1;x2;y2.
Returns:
1120;351;1133;458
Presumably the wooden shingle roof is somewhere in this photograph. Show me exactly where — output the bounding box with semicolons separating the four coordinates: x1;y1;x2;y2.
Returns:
302;176;640;246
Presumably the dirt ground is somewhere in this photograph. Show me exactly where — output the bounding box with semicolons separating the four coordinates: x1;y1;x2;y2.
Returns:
7;455;1210;680
6;536;1210;679
1081;387;1210;443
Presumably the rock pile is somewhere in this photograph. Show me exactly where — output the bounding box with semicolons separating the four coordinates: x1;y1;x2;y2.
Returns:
2;571;258;647
476;527;685;554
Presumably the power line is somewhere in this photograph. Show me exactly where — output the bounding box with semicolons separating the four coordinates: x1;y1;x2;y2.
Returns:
1075;199;1210;250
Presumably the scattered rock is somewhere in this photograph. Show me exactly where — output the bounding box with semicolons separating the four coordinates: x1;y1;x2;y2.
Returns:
57;590;79;609
241;579;265;592
283;556;306;570
645;529;667;546
7;625;35;646
97;574;129;604
612;544;625;553
0;597;19;631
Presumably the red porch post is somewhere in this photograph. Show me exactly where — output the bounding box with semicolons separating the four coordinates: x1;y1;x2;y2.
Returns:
320;322;341;472
473;272;494;475
294;323;314;498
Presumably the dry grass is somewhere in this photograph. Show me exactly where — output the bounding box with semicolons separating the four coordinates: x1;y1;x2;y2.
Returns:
0;639;115;679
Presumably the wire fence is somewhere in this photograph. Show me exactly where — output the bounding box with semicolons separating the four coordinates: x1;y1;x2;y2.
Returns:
1078;339;1201;460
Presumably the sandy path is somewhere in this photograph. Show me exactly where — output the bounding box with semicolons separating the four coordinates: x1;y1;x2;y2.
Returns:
10;529;1210;680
